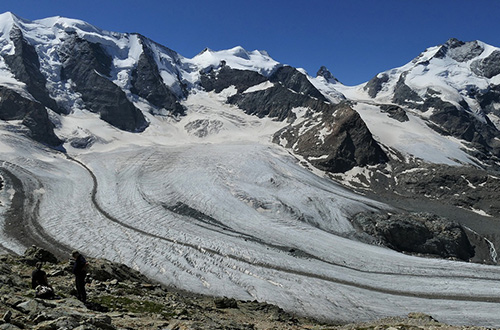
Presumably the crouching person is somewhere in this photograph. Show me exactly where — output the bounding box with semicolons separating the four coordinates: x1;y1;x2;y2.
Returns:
31;262;54;299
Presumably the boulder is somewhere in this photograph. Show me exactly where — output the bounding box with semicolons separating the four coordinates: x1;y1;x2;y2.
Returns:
351;212;475;261
23;246;58;265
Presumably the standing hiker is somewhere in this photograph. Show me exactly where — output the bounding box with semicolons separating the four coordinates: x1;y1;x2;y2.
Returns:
71;250;88;303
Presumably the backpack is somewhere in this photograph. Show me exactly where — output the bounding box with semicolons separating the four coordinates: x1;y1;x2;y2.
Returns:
35;285;54;299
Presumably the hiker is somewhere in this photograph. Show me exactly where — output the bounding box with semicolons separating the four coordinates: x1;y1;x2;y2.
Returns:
31;262;54;299
71;250;88;303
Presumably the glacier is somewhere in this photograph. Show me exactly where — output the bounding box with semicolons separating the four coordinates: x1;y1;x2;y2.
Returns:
1;91;500;327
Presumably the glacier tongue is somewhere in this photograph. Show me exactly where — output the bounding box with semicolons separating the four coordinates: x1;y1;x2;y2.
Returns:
1;111;500;326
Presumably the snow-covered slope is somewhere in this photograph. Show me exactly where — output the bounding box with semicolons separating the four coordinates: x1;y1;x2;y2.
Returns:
1;13;500;327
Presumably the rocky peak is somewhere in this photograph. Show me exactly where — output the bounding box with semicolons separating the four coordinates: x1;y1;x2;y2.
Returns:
273;103;388;173
433;38;484;62
316;65;339;84
270;65;326;101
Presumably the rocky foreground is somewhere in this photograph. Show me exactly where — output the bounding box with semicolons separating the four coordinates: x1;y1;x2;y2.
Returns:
0;247;492;330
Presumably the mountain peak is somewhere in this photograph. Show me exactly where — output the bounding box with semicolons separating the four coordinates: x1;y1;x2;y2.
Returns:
0;11;24;33
34;15;103;35
190;46;280;76
432;38;485;62
316;65;339;84
0;11;22;22
445;37;465;48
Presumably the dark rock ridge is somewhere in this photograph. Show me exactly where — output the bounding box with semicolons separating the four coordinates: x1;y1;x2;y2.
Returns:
379;104;409;122
3;26;60;113
227;65;330;121
273;103;388;173
392;164;500;218
433;38;485;63
0;87;62;146
363;73;389;98
59;34;148;132
269;66;327;101
200;64;268;93
471;50;500;78
316;66;339;84
351;212;475;261
425;98;500;162
130;35;186;116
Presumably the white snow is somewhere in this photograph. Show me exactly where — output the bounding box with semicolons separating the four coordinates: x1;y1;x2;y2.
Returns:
352;103;476;166
187;46;281;77
243;80;274;94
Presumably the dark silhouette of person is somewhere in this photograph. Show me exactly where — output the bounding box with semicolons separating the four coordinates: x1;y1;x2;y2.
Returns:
31;262;54;298
31;262;49;289
71;250;87;303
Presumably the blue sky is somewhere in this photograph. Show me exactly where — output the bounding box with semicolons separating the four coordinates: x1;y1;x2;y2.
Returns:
1;0;499;85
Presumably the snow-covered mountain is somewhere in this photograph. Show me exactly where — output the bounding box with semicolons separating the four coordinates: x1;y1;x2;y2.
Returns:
1;12;500;327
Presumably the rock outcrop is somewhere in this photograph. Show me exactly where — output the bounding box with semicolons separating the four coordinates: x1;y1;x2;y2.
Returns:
274;102;388;173
130;36;186;117
3;26;60;113
59;35;148;132
0;87;62;146
351;212;475;261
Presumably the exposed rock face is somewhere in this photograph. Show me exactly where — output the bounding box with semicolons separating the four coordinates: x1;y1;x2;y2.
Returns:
392;165;500;218
0;87;62;146
274;103;388;173
426;99;500;160
379;104;409;122
476;84;500;117
392;73;423;107
351;212;475;261
471;50;500;78
200;65;268;93
269;66;326;101
130;36;186;116
363;73;389;98
316;66;339;84
59;35;148;132
434;38;484;62
227;66;332;121
3;27;60;113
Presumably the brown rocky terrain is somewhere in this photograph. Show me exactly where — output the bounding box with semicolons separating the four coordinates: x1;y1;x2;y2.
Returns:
0;246;493;330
